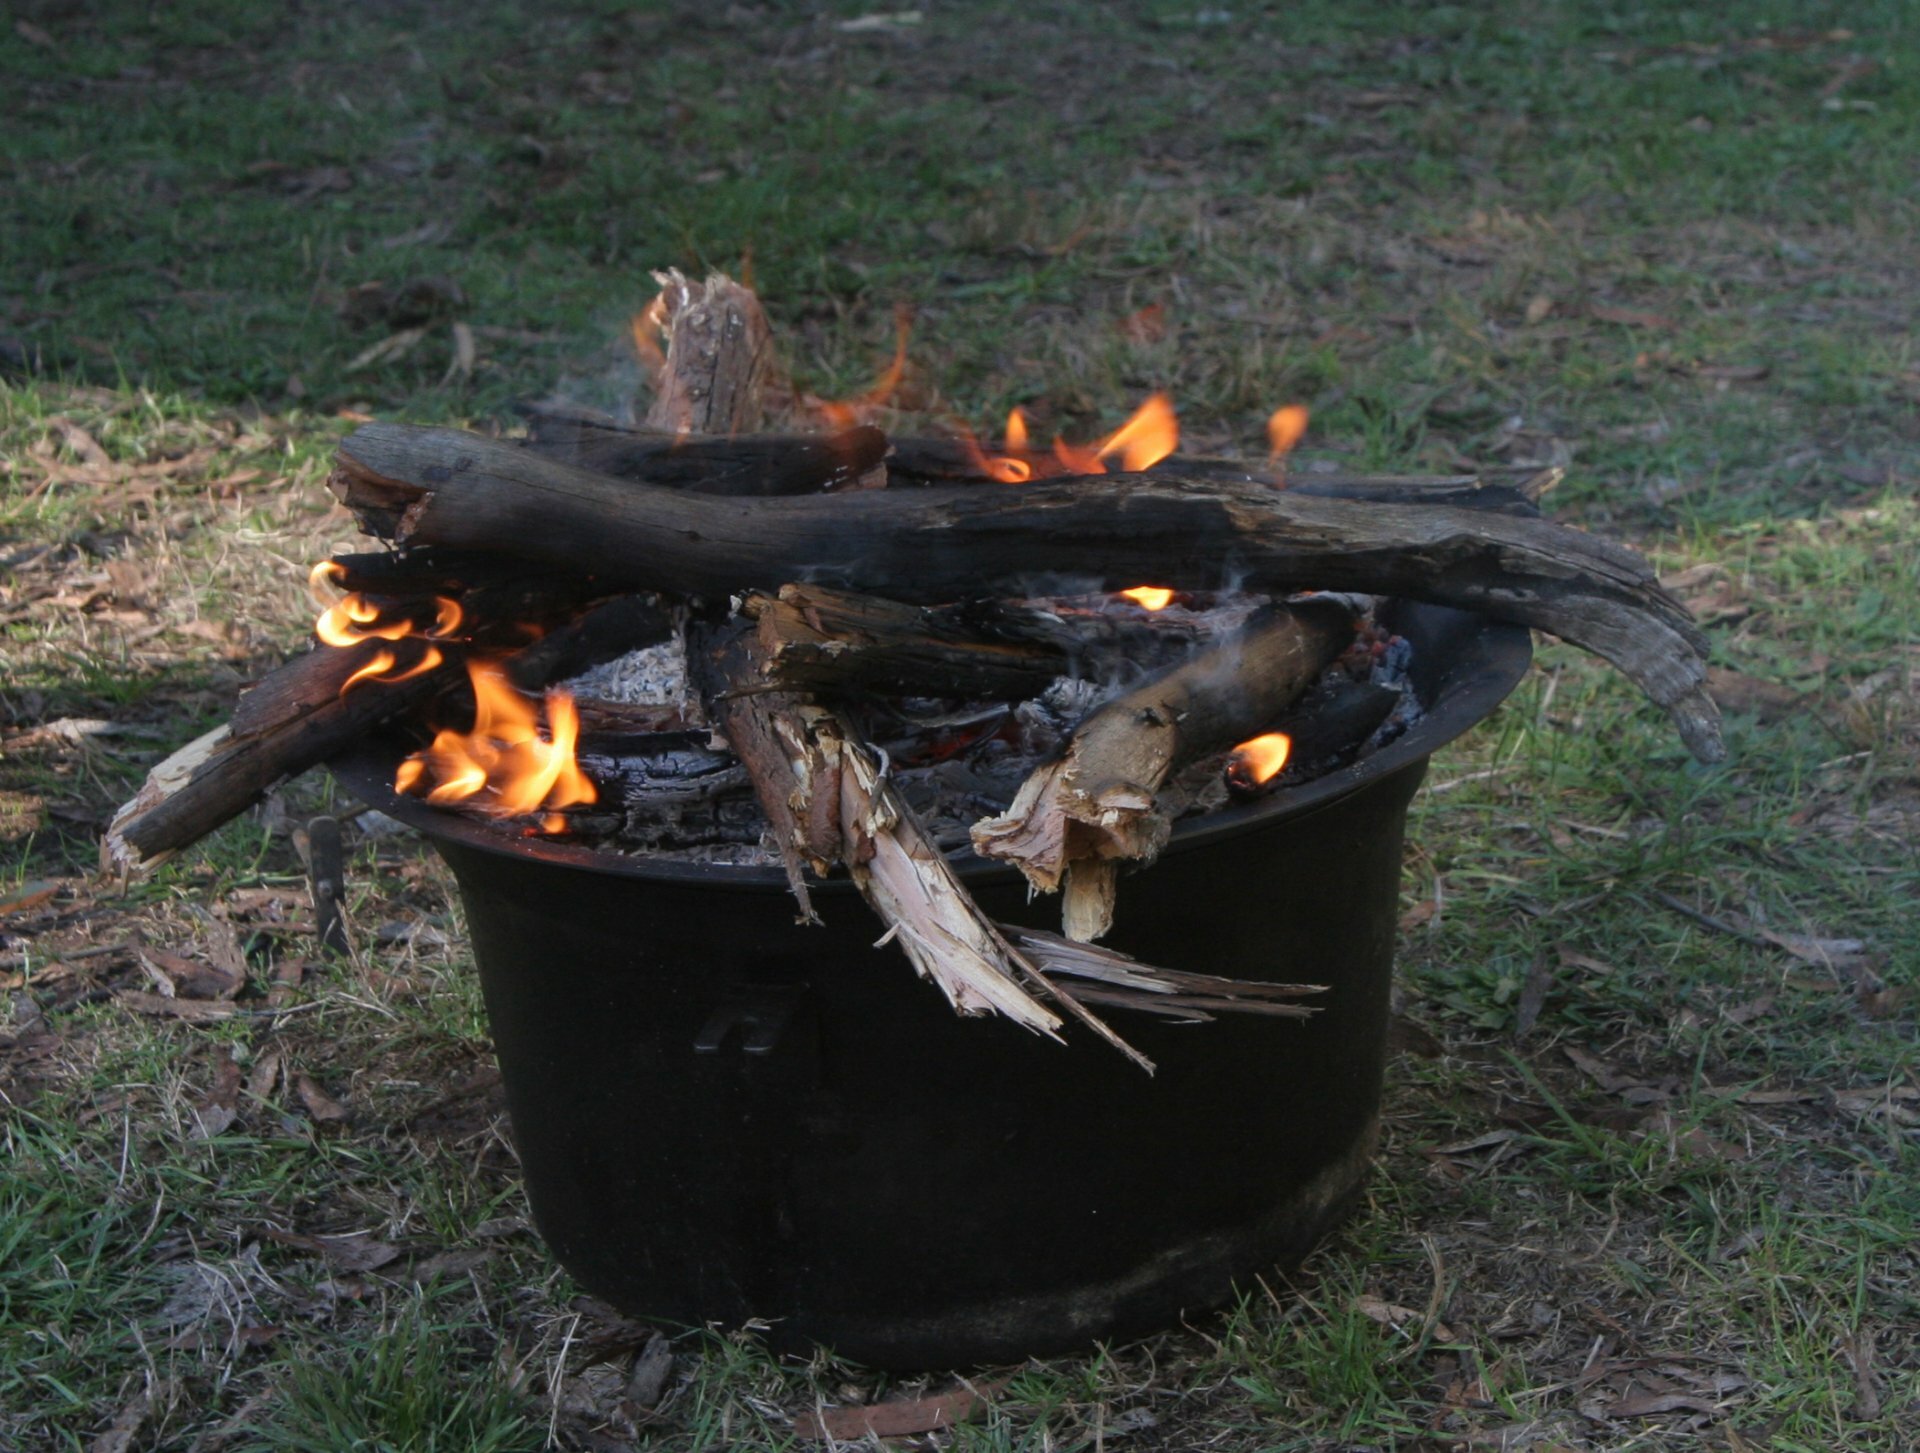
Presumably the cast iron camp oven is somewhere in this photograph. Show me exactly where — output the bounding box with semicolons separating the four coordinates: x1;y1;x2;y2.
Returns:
329;599;1530;1367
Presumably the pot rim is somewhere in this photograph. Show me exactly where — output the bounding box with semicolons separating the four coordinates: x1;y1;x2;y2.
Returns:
326;602;1532;891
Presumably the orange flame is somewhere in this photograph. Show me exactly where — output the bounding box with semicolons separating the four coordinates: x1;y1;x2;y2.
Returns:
398;660;596;820
310;561;462;692
964;393;1179;483
1094;391;1178;472
629;294;670;382
818;304;913;429
1267;404;1309;463
1118;586;1174;611
1229;732;1292;785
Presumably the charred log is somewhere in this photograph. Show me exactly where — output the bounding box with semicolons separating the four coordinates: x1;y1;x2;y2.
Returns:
742;583;1068;700
329;423;1720;759
522;415;889;497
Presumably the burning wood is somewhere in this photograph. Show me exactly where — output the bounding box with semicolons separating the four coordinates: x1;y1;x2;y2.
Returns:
108;268;1723;1066
325;424;1720;761
971;595;1360;942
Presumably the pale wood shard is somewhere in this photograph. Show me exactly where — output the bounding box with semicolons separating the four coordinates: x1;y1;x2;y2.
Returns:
642;269;774;436
971;596;1358;939
328;422;1722;760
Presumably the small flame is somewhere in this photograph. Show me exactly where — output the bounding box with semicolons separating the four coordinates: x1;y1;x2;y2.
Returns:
965;407;1035;483
1004;406;1029;452
310;561;462;691
1096;391;1178;472
1119;586;1174;611
629;294;670;382
1267;404;1309;463
964;393;1179;483
1229;732;1292;786
818;304;913;429
398;660;596;819
338;644;443;695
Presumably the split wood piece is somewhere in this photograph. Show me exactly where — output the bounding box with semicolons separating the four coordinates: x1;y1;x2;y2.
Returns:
330;424;1721;759
1002;927;1326;1022
522;414;890;497
641;269;774;435
973;596;1358;941
695;624;1157;1067
104;643;448;874
742;583;1068;699
695;625;831;923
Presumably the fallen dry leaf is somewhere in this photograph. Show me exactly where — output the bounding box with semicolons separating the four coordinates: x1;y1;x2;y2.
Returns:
1606;1390;1719;1417
0;879;62;916
191;1058;244;1141
256;1225;401;1272
295;1072;349;1123
140;946;242;1001
245;1048;282;1103
794;1378;1008;1441
85;1385;152;1453
1589;303;1678;331
1705;667;1803;722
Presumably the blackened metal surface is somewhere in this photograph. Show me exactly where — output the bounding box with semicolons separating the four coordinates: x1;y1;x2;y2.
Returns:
329;604;1530;1366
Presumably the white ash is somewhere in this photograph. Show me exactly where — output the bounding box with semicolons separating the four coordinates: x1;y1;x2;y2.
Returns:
1014;676;1105;758
564;635;699;719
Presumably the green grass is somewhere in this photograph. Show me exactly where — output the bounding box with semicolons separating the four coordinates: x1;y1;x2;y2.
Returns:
4;0;1918;1448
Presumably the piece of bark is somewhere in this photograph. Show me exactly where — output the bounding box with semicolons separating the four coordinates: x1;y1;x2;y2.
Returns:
522;415;890;497
642;269;773;435
742;583;1068;699
972;596;1357;939
328;424;1721;759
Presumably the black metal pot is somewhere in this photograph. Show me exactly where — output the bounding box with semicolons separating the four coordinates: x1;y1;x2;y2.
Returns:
330;602;1530;1367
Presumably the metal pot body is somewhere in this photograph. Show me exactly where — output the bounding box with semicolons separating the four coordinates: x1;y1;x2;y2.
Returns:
335;604;1529;1366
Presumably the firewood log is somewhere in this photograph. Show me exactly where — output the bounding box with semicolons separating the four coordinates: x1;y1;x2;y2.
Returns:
329;423;1721;760
521;414;890;497
972;596;1358;941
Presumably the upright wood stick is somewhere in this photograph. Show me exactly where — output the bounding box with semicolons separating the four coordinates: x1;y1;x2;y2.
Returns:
641;269;773;435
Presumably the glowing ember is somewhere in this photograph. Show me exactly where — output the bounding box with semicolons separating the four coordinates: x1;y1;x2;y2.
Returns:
1119;586;1175;611
1228;732;1292;786
398;660;595;819
1266;404;1309;463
